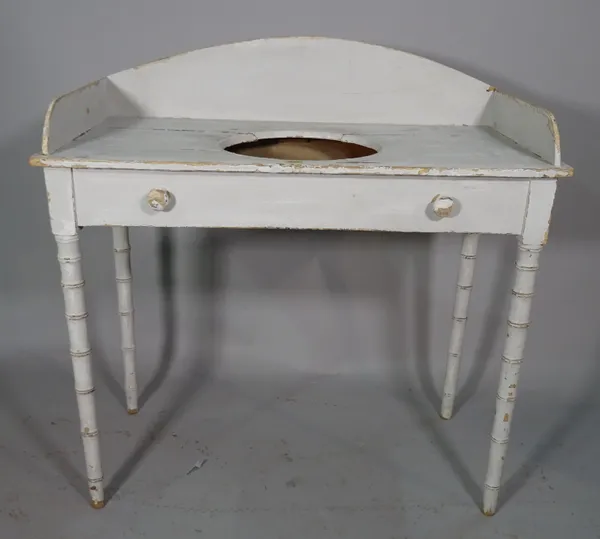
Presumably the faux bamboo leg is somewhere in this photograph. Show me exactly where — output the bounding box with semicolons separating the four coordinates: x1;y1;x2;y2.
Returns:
55;233;105;508
483;241;542;516
112;227;138;414
441;233;479;419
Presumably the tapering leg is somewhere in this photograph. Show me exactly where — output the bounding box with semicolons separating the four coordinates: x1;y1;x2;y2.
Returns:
112;227;138;414
483;241;542;516
55;234;104;508
441;233;480;419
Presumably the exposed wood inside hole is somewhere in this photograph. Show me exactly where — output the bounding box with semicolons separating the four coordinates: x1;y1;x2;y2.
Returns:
225;137;377;161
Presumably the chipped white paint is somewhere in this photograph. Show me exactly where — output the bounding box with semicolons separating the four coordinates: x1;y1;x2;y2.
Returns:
146;188;172;211
55;234;104;508
112;227;138;414
31;155;573;178
72;170;530;234
30;37;573;513
43;168;77;235
441;233;480;419
483;242;542;515
522;180;558;245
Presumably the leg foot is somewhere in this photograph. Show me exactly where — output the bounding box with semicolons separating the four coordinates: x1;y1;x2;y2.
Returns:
482;241;542;516
127;408;139;415
441;233;479;419
90;500;106;509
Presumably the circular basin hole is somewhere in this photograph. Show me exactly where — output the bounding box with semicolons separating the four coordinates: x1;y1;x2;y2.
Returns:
225;136;377;161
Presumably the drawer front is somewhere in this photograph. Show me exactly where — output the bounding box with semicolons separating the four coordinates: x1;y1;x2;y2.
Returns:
73;170;529;234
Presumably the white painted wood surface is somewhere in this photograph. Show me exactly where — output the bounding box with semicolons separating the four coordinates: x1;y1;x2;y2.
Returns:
42;80;108;154
55;234;104;508
522;180;558;245
106;37;491;125
482;90;561;166
72;170;530;234
483;242;542;515
32;117;571;178
112;227;138;414
32;37;571;178
441;233;480;419
44;168;77;235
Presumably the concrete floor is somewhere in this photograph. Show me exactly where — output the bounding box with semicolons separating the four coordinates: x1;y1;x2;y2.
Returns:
1;360;599;538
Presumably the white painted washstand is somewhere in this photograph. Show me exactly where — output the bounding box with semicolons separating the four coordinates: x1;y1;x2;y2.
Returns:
29;37;573;515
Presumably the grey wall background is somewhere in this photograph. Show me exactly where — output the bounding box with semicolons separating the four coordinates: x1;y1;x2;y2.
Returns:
1;1;600;536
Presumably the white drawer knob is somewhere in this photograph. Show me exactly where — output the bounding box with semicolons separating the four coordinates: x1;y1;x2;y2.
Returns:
147;188;172;211
432;195;455;218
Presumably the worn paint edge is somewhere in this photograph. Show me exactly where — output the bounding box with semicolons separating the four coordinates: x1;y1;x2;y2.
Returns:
28;154;575;178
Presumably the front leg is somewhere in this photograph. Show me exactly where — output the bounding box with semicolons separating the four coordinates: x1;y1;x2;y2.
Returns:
55;233;105;508
483;240;542;515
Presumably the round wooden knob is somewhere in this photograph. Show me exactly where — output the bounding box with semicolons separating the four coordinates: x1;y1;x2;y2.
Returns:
147;188;172;211
432;195;454;218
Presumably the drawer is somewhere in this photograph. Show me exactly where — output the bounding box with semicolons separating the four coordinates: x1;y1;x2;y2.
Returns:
73;170;529;234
